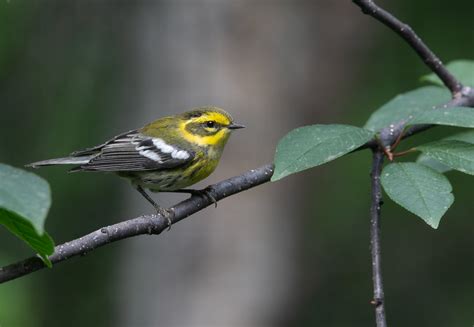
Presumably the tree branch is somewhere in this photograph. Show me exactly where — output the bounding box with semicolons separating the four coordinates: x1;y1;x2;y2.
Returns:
369;149;387;327
0;164;274;284
353;0;463;96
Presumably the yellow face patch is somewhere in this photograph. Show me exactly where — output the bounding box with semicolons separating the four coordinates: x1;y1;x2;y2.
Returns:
178;111;234;146
179;122;229;146
191;112;232;126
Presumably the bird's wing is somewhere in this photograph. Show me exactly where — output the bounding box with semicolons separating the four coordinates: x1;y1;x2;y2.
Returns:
71;131;194;172
70;129;138;156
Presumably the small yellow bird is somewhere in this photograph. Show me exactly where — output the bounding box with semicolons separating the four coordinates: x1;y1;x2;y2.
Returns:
27;107;245;225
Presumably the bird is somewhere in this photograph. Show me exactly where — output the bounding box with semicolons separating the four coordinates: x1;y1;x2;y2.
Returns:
27;106;245;227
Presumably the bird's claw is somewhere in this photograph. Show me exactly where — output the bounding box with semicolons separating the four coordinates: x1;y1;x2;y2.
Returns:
156;207;173;231
204;186;218;208
190;187;218;208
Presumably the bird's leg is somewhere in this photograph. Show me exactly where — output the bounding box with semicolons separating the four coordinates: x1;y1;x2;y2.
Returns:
169;186;218;208
135;185;173;230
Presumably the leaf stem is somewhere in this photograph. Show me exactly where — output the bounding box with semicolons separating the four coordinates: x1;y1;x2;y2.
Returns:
391;148;417;158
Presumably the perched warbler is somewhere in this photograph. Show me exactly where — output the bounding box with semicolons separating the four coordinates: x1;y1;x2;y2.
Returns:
27;107;245;225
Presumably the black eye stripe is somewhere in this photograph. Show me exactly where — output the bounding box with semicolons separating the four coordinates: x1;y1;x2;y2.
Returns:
185;120;222;136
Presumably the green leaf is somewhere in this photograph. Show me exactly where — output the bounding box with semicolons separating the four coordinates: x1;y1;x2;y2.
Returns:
381;162;454;229
421;60;474;87
272;124;374;181
417;140;474;175
443;129;474;143
409;107;474;127
417;130;474;172
0;164;54;265
364;86;450;132
416;156;451;173
0;209;54;266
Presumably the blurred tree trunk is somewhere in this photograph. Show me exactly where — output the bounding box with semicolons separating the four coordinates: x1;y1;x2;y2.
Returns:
115;2;370;326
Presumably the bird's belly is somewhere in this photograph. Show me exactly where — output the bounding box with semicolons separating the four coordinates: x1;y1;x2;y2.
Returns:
132;170;192;191
128;160;218;192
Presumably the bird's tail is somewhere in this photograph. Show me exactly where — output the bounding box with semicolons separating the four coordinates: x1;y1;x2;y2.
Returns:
26;156;94;168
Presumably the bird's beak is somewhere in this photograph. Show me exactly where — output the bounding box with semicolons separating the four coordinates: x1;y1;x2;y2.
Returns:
228;123;246;130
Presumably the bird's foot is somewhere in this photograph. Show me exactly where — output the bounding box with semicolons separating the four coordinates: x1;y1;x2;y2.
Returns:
188;187;218;208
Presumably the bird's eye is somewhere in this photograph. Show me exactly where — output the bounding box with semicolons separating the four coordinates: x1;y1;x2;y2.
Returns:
206;121;216;128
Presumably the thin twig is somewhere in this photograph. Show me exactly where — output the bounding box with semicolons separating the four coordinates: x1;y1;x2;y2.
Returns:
353;0;463;96
0;164;274;284
369;149;386;327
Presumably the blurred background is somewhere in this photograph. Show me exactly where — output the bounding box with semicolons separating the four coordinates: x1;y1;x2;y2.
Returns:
0;0;473;326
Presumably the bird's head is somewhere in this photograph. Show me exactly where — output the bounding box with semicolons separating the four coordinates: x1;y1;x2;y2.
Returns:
178;107;245;147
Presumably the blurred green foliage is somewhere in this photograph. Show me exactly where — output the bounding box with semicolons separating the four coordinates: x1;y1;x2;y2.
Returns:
0;2;129;326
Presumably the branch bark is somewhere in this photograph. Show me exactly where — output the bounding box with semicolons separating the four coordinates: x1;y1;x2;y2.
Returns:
353;0;463;96
0;164;274;284
369;149;386;327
